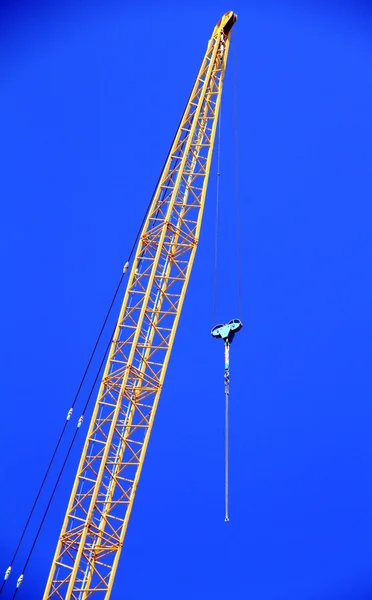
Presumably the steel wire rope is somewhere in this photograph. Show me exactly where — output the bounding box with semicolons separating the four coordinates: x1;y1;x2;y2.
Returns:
10;321;116;600
213;99;222;324
212;30;241;523
233;29;242;319
0;273;124;595
5;63;202;598
224;29;242;524
210;46;229;522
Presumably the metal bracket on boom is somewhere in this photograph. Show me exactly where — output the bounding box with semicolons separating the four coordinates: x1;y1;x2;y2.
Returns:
211;318;242;522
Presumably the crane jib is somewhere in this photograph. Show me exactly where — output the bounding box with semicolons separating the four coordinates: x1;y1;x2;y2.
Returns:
38;11;238;600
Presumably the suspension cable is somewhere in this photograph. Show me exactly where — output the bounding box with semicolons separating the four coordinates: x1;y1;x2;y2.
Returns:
0;271;124;595
210;30;242;524
233;29;242;320
10;319;117;600
3;71;200;596
213;101;222;324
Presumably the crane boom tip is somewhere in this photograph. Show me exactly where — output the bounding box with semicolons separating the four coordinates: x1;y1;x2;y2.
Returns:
216;11;237;36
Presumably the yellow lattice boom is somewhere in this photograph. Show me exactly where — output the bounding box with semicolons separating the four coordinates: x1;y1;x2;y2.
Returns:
43;11;237;599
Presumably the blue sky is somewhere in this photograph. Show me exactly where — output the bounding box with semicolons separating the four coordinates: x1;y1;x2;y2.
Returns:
0;1;372;598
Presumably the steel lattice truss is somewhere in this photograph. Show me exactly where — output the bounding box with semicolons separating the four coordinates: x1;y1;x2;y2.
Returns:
44;11;236;600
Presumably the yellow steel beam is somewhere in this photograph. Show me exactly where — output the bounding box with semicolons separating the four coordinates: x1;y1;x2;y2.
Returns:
43;11;237;600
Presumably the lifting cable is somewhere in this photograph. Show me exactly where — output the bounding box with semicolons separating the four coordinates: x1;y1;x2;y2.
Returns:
233;28;243;321
211;28;242;523
213;98;222;324
2;75;200;596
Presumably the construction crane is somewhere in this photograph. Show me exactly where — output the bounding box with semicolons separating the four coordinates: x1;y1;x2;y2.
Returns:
39;11;237;599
